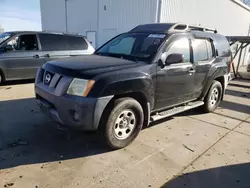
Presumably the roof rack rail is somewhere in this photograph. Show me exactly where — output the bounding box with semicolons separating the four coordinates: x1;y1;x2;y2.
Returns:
168;23;218;34
42;30;64;34
42;30;81;35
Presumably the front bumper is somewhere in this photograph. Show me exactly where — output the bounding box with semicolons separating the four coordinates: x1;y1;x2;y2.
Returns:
35;68;113;130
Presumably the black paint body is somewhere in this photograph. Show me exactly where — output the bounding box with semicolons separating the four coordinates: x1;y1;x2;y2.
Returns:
35;23;231;130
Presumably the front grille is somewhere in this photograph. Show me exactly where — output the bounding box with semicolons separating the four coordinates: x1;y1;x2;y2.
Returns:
43;71;55;85
42;70;62;88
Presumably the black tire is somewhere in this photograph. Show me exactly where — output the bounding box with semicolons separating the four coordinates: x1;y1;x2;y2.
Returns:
203;80;223;113
102;97;144;149
0;73;3;85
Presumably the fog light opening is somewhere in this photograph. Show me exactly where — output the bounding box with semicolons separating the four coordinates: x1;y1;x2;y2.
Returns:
74;111;80;121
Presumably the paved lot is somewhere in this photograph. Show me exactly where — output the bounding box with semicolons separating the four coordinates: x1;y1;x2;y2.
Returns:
0;78;249;188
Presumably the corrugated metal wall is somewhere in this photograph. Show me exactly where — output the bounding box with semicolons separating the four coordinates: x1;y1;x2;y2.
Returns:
41;0;158;47
160;0;198;25
160;0;250;36
98;0;158;46
66;0;98;35
160;0;250;65
41;0;250;37
40;0;67;32
40;0;250;62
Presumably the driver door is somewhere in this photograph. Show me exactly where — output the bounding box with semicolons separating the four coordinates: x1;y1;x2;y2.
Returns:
2;34;44;80
155;35;196;110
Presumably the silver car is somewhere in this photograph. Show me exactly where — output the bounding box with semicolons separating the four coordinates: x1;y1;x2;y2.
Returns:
0;31;95;84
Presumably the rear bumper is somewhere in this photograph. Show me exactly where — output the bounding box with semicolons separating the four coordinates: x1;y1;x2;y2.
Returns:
35;68;113;130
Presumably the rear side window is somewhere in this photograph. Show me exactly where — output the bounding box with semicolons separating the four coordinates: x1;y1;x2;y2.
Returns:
206;40;214;59
67;36;88;50
39;34;88;51
193;39;214;62
214;36;231;57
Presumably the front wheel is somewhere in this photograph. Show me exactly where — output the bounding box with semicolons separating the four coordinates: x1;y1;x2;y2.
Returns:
203;80;223;113
102;97;144;149
0;73;3;85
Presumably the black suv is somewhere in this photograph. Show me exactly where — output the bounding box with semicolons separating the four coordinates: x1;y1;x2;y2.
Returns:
35;23;231;149
0;31;94;84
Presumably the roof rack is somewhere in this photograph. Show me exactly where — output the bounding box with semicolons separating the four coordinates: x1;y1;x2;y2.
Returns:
168;23;218;34
42;30;81;36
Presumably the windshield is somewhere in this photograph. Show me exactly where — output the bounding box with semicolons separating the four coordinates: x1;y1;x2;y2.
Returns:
0;32;13;45
95;33;166;62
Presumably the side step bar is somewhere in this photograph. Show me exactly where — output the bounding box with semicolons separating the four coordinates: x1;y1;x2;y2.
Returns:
151;101;204;122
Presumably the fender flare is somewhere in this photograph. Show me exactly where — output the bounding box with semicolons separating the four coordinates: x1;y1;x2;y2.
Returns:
199;70;227;100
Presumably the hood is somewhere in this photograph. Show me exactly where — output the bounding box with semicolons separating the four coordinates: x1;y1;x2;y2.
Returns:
43;55;144;79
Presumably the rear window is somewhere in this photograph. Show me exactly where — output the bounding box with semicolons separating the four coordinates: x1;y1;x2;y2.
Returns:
39;34;88;51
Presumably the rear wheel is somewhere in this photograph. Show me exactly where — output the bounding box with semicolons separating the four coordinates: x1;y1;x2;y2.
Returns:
0;73;3;85
102;97;144;149
203;80;223;112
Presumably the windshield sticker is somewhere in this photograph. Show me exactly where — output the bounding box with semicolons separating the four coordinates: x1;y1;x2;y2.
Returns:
148;34;166;38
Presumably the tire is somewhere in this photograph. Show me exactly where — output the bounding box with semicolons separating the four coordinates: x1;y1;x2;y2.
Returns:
203;80;223;113
0;73;3;85
247;65;250;72
102;97;144;149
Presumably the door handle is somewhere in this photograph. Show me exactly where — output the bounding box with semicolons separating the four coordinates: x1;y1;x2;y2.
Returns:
44;54;50;58
189;68;196;73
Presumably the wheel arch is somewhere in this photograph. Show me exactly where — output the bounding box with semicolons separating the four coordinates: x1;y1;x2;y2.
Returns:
0;68;6;83
200;68;227;101
99;91;151;130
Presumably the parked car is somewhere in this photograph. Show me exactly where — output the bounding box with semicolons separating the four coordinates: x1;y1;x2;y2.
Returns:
0;31;95;84
35;23;231;149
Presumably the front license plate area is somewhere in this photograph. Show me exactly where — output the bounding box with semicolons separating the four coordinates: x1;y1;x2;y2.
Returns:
37;100;51;115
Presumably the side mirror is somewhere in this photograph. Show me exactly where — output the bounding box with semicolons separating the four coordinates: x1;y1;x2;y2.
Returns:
165;53;184;65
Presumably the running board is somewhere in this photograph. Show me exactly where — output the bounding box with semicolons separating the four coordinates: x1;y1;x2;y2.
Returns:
151;101;204;122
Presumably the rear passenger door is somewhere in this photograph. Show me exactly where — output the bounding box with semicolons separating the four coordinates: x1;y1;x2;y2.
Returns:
192;38;215;97
38;34;92;64
38;34;71;63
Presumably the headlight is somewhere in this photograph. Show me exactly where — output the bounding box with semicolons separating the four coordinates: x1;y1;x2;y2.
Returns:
67;78;95;97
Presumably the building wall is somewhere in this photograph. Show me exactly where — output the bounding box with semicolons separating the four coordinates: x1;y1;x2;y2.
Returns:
40;0;250;64
40;0;158;47
160;0;250;65
40;0;67;32
98;0;158;46
160;0;250;36
66;0;98;35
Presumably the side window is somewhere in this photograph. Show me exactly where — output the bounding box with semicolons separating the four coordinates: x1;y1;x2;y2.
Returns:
215;36;231;57
206;40;214;59
39;34;57;51
6;34;38;51
108;37;135;55
165;38;190;63
193;38;214;62
40;34;88;51
39;34;67;51
193;39;208;61
67;36;88;50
